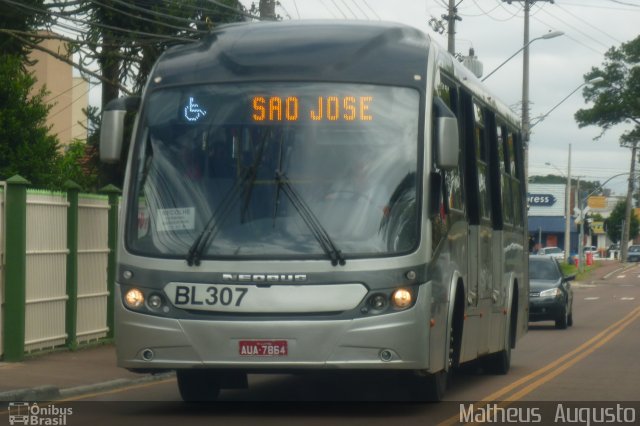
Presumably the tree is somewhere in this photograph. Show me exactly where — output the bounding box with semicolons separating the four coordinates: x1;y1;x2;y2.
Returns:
1;0;253;189
0;0;46;60
0;55;61;188
55;140;98;191
574;35;640;145
576;35;640;261
604;200;639;244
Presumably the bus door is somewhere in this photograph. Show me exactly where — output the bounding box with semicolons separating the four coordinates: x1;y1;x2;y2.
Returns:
465;97;494;357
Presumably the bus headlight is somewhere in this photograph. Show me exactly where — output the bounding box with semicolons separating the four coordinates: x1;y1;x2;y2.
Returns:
368;293;388;310
124;288;145;308
391;288;413;309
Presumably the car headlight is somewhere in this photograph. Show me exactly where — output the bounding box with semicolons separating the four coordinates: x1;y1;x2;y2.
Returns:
539;288;561;298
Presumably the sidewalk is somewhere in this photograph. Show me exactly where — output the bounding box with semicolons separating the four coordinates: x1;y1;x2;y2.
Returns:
0;344;172;401
577;258;636;283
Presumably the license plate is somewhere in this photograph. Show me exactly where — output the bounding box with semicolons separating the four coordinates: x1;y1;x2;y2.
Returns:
239;340;288;356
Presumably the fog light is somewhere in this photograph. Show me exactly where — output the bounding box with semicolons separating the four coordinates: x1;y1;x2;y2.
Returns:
391;288;413;309
124;288;144;308
368;294;387;310
148;294;163;309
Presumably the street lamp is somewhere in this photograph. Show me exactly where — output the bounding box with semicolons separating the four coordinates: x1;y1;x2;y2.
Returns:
530;77;605;129
546;146;572;264
481;30;564;82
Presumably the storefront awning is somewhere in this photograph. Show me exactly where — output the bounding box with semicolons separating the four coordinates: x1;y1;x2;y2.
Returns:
528;216;576;233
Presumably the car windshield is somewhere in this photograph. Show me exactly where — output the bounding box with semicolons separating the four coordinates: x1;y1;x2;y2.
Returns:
529;259;561;281
127;82;421;260
630;246;640;253
544;247;561;254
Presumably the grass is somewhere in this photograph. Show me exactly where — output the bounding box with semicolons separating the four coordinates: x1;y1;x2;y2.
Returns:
559;260;600;281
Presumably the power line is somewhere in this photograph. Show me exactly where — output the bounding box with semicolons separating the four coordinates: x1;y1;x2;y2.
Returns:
361;0;380;20
339;0;360;19
329;0;348;19
554;1;624;46
316;0;339;18
291;0;301;19
534;7;611;52
48;84;92;121
0;0;195;42
352;0;371;20
86;0;205;35
45;77;87;104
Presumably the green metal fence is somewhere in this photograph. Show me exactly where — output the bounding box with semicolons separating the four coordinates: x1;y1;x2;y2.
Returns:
1;176;119;361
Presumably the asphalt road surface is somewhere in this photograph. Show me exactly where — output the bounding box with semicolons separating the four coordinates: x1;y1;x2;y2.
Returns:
16;265;640;426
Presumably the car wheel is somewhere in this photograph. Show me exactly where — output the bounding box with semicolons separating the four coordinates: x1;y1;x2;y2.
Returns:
555;305;568;330
567;304;573;327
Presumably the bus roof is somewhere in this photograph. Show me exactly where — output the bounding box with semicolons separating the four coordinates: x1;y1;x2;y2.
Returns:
150;20;430;89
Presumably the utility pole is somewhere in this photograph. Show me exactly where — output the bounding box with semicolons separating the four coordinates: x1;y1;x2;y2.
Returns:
620;142;638;263
502;0;555;144
259;0;277;20
565;144;571;264
444;0;462;55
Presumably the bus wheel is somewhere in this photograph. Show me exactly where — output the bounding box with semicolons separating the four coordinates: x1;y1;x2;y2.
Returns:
483;343;511;375
410;370;447;402
177;370;221;402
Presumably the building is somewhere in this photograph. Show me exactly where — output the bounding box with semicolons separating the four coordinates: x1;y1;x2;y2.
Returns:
528;183;577;254
28;31;89;149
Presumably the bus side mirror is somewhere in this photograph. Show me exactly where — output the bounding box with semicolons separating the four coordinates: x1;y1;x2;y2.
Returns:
433;97;459;170
100;96;141;163
436;116;459;169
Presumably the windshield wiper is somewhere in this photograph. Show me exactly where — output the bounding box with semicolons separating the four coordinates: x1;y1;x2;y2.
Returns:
185;169;248;266
186;130;269;266
274;170;346;266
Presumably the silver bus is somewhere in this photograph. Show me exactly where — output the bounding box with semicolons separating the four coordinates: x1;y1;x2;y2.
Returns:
100;20;528;401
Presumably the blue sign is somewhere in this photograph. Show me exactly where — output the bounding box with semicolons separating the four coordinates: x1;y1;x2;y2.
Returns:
528;193;557;207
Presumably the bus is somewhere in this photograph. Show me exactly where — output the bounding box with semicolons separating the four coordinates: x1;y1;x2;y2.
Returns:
100;20;528;402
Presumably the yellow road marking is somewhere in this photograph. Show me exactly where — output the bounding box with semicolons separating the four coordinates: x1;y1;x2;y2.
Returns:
438;305;640;425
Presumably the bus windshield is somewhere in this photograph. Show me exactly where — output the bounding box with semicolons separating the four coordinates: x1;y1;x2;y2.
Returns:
128;82;420;261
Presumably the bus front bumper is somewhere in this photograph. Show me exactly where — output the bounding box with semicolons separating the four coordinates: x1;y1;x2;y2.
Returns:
115;284;433;371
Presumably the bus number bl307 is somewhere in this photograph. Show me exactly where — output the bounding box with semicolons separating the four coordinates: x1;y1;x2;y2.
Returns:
174;285;248;307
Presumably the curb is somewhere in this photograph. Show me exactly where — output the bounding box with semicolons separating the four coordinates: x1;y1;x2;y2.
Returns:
0;372;175;402
0;386;60;402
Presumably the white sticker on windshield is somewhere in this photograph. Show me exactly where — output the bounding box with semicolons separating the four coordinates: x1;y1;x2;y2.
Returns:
157;207;195;232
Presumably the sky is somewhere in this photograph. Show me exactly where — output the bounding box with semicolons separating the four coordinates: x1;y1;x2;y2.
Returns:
233;0;640;196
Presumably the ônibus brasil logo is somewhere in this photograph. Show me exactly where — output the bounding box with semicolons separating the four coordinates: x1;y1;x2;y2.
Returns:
7;402;72;425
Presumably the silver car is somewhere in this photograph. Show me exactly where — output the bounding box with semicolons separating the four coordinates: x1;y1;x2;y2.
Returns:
536;246;565;260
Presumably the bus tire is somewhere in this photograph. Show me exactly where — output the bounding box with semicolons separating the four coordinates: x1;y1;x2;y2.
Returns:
410;370;447;402
483;344;511;375
177;369;221;402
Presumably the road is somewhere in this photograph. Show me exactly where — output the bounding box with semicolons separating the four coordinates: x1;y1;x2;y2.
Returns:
51;264;640;425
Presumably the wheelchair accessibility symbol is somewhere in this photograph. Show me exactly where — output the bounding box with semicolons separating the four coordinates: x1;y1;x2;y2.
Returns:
184;97;207;122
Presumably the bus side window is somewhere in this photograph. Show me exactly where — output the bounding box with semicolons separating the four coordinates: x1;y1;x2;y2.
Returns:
431;73;464;251
473;100;491;222
506;129;524;227
435;74;464;214
497;123;514;225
